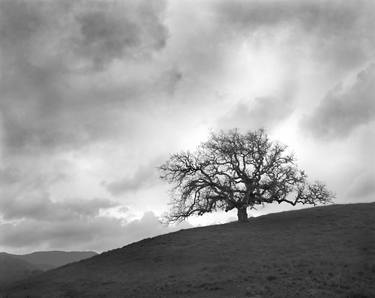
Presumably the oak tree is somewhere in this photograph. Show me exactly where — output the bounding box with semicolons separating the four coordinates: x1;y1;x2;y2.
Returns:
160;129;334;222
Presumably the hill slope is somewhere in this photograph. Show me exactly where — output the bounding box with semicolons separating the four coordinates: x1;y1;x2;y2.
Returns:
2;203;375;297
6;251;98;271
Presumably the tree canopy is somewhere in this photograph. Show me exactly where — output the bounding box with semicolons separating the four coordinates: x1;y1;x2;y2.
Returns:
160;129;334;222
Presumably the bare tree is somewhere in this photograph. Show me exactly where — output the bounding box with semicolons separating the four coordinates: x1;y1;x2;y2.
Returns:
160;129;334;223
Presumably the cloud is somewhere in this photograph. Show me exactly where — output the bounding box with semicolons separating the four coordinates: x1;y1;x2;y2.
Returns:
218;95;294;131
0;193;117;222
0;0;168;153
0;0;167;70
0;211;192;253
0;167;22;186
105;157;163;196
213;0;375;71
346;171;375;200
73;0;167;70
302;64;375;139
0;162;116;222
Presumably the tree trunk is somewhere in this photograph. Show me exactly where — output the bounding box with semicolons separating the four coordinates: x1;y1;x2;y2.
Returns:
237;207;248;222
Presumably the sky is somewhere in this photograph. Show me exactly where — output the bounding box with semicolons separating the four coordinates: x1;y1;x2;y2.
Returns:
0;0;374;254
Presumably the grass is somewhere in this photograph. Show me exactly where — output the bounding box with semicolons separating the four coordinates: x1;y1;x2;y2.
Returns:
1;202;374;297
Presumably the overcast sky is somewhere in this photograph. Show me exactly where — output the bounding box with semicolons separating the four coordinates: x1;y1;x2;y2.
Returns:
0;0;374;253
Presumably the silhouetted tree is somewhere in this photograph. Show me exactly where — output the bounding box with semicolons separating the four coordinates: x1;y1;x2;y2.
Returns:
160;129;334;223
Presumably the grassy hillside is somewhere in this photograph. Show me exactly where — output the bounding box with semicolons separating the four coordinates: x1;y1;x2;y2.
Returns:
2;203;374;297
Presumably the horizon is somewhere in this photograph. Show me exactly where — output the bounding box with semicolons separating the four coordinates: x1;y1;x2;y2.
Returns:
2;201;374;255
1;0;375;254
0;201;364;255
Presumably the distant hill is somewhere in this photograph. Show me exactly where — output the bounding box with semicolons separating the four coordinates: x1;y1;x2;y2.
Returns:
2;203;374;297
0;251;97;288
0;254;41;287
5;251;98;271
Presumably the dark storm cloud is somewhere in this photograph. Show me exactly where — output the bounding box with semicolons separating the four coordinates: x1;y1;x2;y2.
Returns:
218;95;294;131
0;0;168;153
303;64;375;139
213;0;375;70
